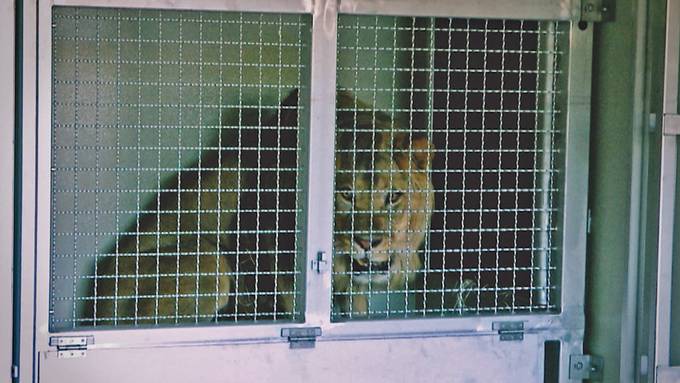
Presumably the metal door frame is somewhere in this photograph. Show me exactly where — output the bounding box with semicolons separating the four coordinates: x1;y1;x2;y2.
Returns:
1;0;16;380
655;0;680;381
19;0;593;381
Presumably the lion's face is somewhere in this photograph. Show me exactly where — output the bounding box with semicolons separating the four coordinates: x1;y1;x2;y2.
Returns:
332;96;434;291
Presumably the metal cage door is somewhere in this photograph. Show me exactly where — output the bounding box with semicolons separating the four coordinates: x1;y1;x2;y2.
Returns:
20;0;594;382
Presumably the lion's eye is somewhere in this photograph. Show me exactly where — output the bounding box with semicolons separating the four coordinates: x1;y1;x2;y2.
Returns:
338;190;354;203
387;191;404;205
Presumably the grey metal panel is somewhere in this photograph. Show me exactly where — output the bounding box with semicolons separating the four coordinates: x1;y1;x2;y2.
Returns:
321;313;580;341
663;1;679;116
619;0;652;380
655;0;680;369
0;0;15;381
52;0;313;14
35;0;56;352
536;21;559;308
303;0;336;327
19;0;40;381
559;23;592;320
32;313;574;351
338;0;574;21
663;113;680;135
38;334;545;383
555;22;593;382
655;134;677;366
657;366;680;382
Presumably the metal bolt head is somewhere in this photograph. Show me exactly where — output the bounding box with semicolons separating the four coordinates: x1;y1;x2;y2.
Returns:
575;361;584;370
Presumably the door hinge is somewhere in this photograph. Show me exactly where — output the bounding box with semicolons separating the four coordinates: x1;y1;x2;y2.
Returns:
492;321;524;341
569;354;604;381
281;327;321;349
663;114;680;136
648;113;659;133
580;0;610;22
49;336;93;359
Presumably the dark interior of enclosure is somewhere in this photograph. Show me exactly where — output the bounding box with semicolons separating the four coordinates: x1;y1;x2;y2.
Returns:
217;97;303;321
423;19;558;312
370;18;559;314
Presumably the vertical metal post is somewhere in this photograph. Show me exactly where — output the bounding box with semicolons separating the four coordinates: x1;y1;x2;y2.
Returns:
535;22;557;308
619;0;650;379
19;0;39;381
655;0;680;369
0;0;16;381
558;21;593;382
304;0;337;326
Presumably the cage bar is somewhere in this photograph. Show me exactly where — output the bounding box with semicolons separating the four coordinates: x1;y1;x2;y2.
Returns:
332;15;566;320
49;6;311;330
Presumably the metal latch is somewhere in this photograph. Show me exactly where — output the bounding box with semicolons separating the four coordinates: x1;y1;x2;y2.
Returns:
569;354;604;380
663;114;680;136
492;321;524;341
580;0;609;22
281;327;321;349
311;251;328;273
49;336;93;359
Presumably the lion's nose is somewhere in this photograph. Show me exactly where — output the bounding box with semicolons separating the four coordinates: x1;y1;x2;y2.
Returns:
354;236;383;250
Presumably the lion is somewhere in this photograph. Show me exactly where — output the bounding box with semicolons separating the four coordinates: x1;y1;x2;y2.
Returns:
84;92;301;325
83;89;433;325
331;91;434;316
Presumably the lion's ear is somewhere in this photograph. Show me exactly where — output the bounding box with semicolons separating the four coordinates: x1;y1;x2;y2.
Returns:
394;132;433;170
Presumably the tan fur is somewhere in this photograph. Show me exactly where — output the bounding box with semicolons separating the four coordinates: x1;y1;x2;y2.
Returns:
85;151;239;325
84;89;433;324
331;91;434;315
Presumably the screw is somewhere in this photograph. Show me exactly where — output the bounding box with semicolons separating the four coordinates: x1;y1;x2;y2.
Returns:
575;362;584;370
585;3;594;12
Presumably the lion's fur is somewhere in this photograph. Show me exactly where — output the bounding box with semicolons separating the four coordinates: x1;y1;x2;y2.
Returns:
332;91;434;314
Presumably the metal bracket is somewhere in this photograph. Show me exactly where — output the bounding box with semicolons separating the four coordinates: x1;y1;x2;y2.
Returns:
569;354;604;380
648;113;659;133
281;327;321;349
311;251;328;273
492;321;524;341
580;0;609;22
49;336;93;359
663;114;680;136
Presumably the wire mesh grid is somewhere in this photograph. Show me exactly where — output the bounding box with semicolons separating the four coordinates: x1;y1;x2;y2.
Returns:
332;15;566;320
50;6;310;330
